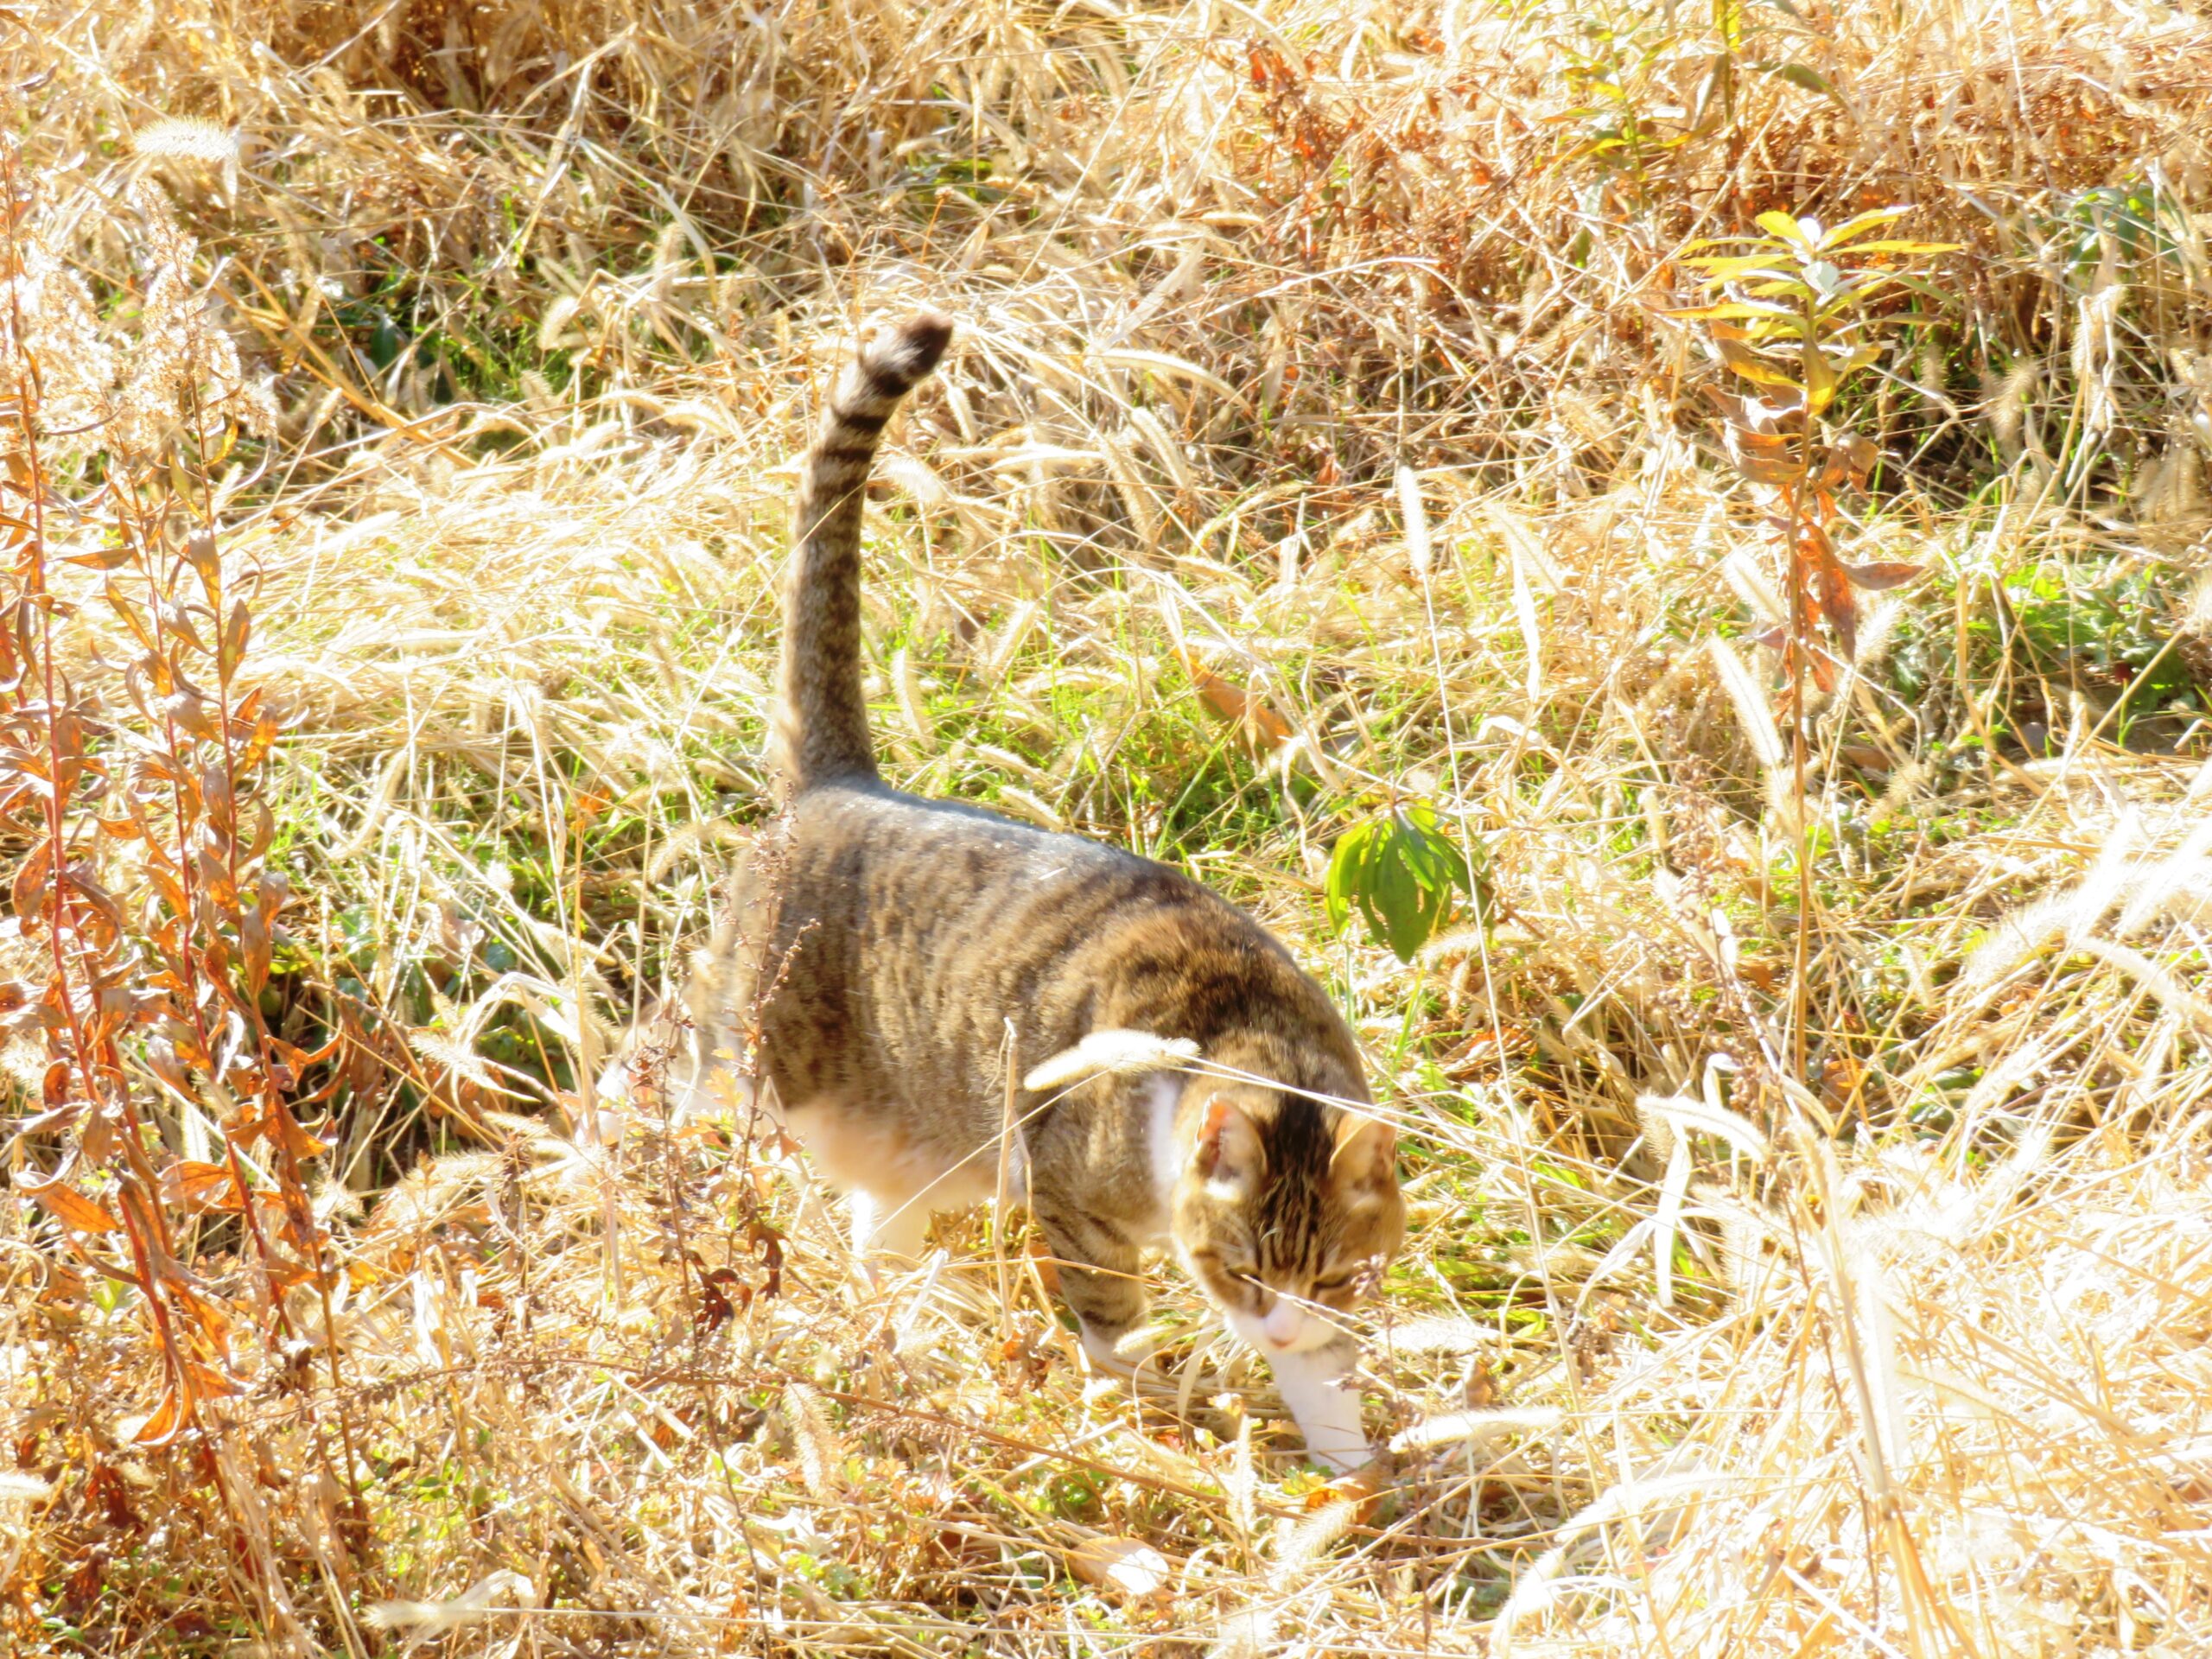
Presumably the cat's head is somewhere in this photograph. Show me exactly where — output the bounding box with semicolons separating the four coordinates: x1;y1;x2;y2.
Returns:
1170;1083;1404;1357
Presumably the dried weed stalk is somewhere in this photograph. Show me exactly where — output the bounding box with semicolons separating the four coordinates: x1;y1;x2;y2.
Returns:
3;149;380;1646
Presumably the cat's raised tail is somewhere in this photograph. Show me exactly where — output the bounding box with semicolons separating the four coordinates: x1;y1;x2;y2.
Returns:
772;311;954;794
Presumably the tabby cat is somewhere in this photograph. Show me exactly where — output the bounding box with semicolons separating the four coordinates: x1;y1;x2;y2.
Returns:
675;312;1404;1471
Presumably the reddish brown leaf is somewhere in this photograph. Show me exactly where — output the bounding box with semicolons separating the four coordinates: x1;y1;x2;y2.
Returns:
20;1174;123;1235
72;874;126;937
239;708;281;772
298;1071;346;1106
1828;434;1880;487
748;1217;785;1300
1802;528;1859;661
246;798;276;861
79;1100;116;1163
278;1032;343;1070
1808;645;1841;693
194;849;238;910
12;837;52;923
1176;648;1293;752
240;903;271;997
1708;328;1800;392
62;545;134;570
48;711;85;766
267;1103;329;1161
160;1160;245;1216
180;528;221;597
167;1021;213;1069
86;1461;140;1529
219;600;251;677
199;766;235;833
8;1103;82;1140
257;1246;319;1291
131;1383;191;1448
183;1360;239;1401
0;985;61;1035
1708;385;1808;435
1843;560;1928;590
1721;423;1802;488
168;689;215;741
145;864;192;924
105;582;157;652
696;1266;747;1332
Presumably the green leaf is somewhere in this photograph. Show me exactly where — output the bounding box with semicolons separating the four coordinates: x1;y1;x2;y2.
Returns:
1872;273;1964;306
1765;62;1840;104
1323;820;1369;933
1738;277;1815;303
1803;341;1838;413
1324;804;1483;963
1681;256;1802;283
1755;210;1810;245
1677;235;1781;257
1822;238;1962;257
1713;338;1802;391
1817;207;1912;247
1667;299;1797;323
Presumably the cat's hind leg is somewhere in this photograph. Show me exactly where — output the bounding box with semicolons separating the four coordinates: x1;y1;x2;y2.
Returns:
849;1188;931;1262
1033;1209;1151;1375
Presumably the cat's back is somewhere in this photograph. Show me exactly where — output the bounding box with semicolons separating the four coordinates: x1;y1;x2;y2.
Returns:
787;780;1201;950
768;781;1333;1084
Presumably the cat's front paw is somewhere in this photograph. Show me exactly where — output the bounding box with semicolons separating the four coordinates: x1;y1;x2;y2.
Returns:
1078;1322;1145;1376
1267;1343;1372;1473
1304;1435;1375;1476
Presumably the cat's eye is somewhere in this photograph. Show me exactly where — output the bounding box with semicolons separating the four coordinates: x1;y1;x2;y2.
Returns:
1313;1271;1357;1294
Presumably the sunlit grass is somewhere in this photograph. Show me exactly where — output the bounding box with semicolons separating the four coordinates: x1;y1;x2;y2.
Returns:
4;0;2212;1653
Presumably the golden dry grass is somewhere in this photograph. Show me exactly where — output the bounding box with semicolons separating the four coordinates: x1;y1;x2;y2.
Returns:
4;0;2212;1654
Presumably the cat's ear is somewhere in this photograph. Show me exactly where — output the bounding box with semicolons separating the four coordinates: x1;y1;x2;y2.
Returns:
1330;1115;1397;1192
1192;1096;1263;1196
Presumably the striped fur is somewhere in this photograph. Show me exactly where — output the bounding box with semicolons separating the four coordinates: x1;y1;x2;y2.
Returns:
689;311;1405;1471
772;311;953;791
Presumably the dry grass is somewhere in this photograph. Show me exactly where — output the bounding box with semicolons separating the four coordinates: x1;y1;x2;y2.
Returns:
5;0;2212;1653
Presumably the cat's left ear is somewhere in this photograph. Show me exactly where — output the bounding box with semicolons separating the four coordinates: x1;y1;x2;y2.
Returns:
1192;1096;1264;1197
1330;1115;1398;1190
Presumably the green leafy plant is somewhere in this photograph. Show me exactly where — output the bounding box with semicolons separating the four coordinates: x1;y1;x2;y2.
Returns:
1325;803;1486;963
1677;207;1954;683
1674;207;1955;1071
2050;179;2191;289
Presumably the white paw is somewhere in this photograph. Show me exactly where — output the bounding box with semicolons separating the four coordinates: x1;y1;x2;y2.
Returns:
1268;1345;1372;1472
1304;1435;1375;1476
1080;1324;1138;1375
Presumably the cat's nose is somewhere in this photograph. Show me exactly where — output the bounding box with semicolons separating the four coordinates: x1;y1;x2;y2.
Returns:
1260;1300;1303;1348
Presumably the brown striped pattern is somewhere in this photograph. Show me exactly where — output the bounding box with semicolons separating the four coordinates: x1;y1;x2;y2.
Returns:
689;311;1404;1459
771;311;952;792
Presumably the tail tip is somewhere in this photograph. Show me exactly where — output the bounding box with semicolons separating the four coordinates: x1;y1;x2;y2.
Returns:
867;310;954;388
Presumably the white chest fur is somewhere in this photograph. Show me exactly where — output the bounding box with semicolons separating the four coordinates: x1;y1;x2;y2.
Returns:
1141;1071;1189;1236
